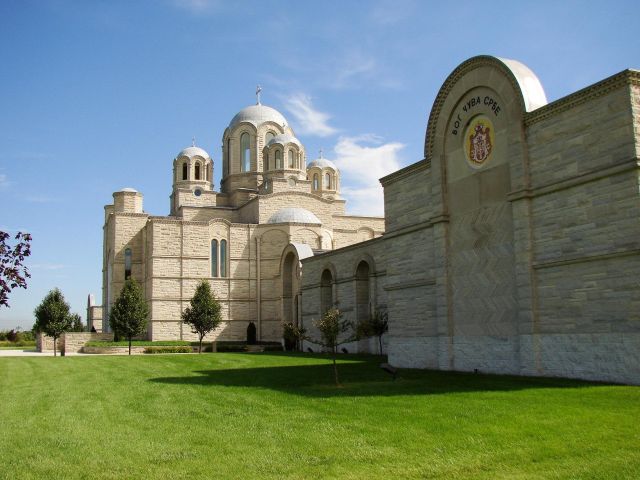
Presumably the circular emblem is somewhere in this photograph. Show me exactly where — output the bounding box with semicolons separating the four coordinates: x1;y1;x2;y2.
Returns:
193;188;202;197
464;115;495;168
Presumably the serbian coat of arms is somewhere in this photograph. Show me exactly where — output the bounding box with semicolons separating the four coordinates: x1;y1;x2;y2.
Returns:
468;121;492;164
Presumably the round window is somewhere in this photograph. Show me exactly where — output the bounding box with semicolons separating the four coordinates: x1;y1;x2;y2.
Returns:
194;189;202;197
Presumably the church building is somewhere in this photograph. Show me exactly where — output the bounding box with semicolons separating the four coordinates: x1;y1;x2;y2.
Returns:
301;56;640;385
90;96;384;341
90;55;639;385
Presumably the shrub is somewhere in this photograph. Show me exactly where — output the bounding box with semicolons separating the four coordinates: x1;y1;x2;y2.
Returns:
85;340;191;347
144;346;193;354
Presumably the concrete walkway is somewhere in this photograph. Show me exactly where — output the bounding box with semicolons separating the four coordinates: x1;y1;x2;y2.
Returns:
0;349;49;356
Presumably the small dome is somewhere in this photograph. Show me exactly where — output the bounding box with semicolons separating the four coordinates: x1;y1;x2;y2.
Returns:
177;146;210;159
267;207;321;225
229;104;288;129
266;134;302;148
120;187;138;193
307;157;337;171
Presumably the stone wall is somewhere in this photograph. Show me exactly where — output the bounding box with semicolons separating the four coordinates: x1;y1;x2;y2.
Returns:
37;332;113;353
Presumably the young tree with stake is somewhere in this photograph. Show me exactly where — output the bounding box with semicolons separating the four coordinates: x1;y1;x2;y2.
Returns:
312;307;356;385
109;279;149;355
181;280;222;353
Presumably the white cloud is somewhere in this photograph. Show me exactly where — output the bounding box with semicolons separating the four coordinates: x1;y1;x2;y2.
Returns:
332;135;405;216
334;52;377;89
170;0;220;14
369;0;416;26
25;195;60;204
30;264;66;271
284;93;338;137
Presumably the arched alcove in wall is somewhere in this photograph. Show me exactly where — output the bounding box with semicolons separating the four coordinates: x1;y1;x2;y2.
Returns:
320;269;334;315
355;260;371;325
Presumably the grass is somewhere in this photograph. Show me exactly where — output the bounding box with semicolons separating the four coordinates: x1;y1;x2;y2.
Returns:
0;353;638;479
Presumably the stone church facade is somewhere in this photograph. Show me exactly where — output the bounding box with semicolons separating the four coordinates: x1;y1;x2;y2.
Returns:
91;55;639;384
301;56;640;385
91;102;384;341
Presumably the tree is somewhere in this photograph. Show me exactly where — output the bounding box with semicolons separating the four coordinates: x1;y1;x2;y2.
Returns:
310;307;356;385
181;280;222;353
282;322;306;352
33;289;72;356
70;313;85;332
0;231;32;308
109;279;149;355
356;308;389;355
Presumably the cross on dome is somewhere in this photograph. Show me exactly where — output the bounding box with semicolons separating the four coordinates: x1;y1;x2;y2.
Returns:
256;85;262;105
192;136;196;147
319;148;324;159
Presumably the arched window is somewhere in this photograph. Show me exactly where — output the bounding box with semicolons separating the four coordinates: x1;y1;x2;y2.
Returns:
220;240;227;277
195;163;201;180
313;174;319;190
325;173;331;189
225;139;230;177
275;150;282;169
211;240;218;277
288;150;294;168
265;131;275;145
124;248;132;280
182;162;188;180
241;133;250;172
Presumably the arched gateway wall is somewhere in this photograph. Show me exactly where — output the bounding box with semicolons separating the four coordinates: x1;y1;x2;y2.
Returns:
301;56;640;384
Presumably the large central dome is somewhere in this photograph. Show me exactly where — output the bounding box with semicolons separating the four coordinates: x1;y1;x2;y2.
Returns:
228;104;288;129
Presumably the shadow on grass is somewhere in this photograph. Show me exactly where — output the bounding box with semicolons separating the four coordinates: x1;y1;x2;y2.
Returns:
149;352;605;398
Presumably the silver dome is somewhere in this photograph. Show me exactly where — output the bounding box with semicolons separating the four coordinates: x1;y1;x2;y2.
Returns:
266;134;302;148
176;146;210;159
267;207;321;225
307;157;337;170
229;104;288;129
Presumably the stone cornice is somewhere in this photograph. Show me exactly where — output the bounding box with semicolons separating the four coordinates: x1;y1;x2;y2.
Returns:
524;69;640;125
379;159;430;187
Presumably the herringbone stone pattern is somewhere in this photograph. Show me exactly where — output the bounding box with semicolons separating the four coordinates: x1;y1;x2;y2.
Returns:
449;202;518;336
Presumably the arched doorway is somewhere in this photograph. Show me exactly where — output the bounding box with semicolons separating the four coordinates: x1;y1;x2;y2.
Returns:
355;261;371;325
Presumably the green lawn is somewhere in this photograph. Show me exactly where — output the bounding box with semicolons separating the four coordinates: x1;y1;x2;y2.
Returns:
1;353;638;479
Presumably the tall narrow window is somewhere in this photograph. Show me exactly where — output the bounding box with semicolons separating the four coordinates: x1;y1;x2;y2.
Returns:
325;173;331;189
195;163;201;180
182;163;188;180
211;240;218;277
241;133;250;172
124;248;132;280
225;139;230;176
220;240;227;277
265;152;270;170
313;174;319;190
275;150;282;169
288;150;294;168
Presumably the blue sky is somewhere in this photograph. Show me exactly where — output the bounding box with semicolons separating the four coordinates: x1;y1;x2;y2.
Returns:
0;0;637;329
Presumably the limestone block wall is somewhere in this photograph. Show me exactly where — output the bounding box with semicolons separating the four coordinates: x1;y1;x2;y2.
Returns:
63;333;113;353
301;237;387;354
87;306;103;332
381;161;431;233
